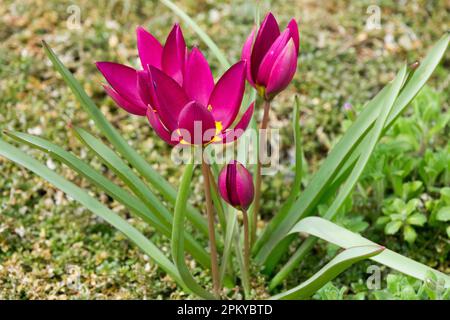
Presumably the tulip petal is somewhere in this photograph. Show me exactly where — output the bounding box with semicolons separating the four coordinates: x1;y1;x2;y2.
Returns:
149;66;189;131
226;161;240;205
137;69;153;107
177;101;216;145
162;24;186;86
146;109;178;145
235;162;254;210
266;39;297;98
233;102;254;131
184;47;214;106
103;84;147;116
250;12;280;81
287;18;300;53
136;26;163;69
218;102;254;144
96;61;144;108
256;29;290;86
218;166;231;204
241;26;256;85
208;61;246;130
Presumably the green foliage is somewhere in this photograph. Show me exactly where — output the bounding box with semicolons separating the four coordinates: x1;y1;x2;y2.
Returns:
314;282;347;300
256;34;449;271
377;198;426;244
372;273;450;300
363;86;450;244
314;273;450;300
426;187;450;238
271;245;384;300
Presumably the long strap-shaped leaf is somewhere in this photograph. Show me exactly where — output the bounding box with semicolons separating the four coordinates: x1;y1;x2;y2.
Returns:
73;127;173;222
270;245;384;300
172;161;216;299
255;33;450;264
269;64;407;288
42;41;210;240
288;217;450;287
264;158;356;277
219;209;237;284
0;139;186;289
233;220;251;298
74;127;223;251
4;130;210;269
159;0;230;71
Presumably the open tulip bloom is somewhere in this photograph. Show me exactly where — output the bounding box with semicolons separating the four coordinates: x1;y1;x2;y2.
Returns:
140;54;254;146
96;24;187;116
2;6;449;301
97;25;254;147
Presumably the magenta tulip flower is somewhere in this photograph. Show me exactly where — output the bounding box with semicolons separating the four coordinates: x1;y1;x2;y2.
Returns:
218;160;255;210
139;49;254;146
96;24;187;116
242;12;299;101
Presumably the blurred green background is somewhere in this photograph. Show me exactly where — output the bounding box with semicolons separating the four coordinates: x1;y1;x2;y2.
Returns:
0;0;448;299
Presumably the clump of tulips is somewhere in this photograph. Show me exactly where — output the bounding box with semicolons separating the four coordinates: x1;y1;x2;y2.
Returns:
1;5;449;300
96;13;299;297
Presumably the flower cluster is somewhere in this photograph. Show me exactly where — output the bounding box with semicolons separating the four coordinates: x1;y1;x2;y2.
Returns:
96;13;299;208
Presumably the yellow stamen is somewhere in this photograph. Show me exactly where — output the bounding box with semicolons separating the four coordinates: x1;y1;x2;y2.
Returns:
256;84;266;98
179;139;190;145
207;104;213;111
174;121;223;146
210;135;222;143
215;121;223;135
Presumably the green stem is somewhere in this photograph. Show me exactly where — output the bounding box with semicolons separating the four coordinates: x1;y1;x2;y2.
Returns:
253;97;303;274
233;223;251;298
219;208;237;284
208;167;227;234
201;155;221;298
172;159;215;299
252;99;271;245
242;209;250;281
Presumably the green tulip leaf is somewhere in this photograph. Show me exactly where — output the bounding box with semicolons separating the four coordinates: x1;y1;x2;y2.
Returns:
0;139;186;289
288;217;450;287
270;245;384;300
4;130;210;268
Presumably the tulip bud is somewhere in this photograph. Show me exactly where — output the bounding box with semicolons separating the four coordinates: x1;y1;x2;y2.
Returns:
218;160;254;210
241;13;299;101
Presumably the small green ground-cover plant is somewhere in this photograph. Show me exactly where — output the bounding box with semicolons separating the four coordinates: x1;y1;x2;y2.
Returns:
359;86;450;245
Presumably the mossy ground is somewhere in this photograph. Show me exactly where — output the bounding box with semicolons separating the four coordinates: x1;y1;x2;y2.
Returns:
0;0;448;299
